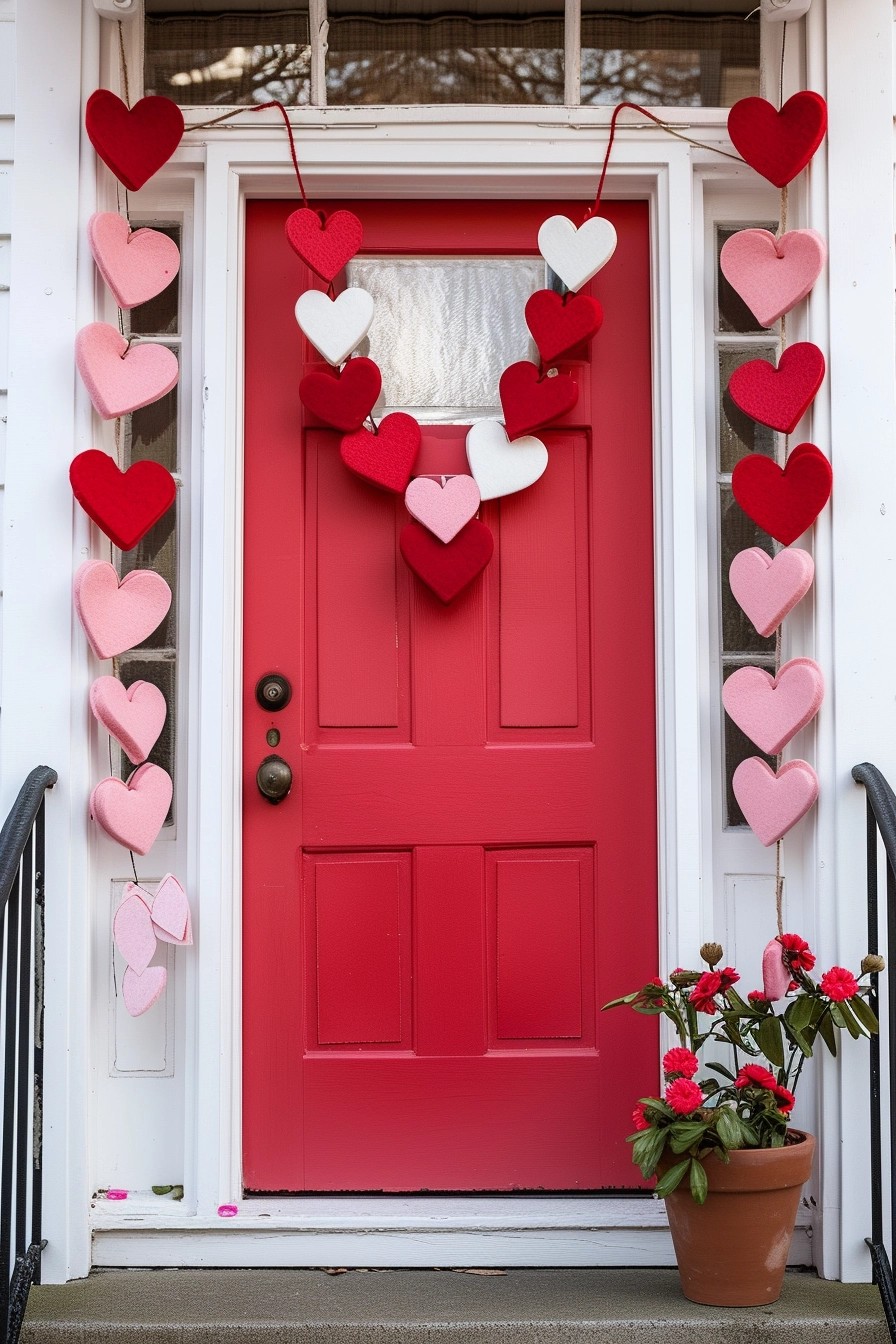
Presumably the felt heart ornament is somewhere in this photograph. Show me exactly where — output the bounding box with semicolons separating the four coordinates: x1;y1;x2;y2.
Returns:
74;560;172;660
340;413;421;493
719;228;827;329
299;357;382;431
285;208;363;282
75;323;179;420
400;519;494;604
85;91;185;192
90;676;167;765
727;92;827;189
727;342;825;434
524;289;604;364
294;288;375;367
499;361;578;441
69;449;176;551
537;214;618;293
762;937;792;1002
405;475;481;544
729;546;815;637
113;892;158;976
732;757;819;847
149;873;193;946
466;420;548;501
122;964;167;1018
732;443;832;545
87;212;181;310
723;657;825;756
90;762;173;855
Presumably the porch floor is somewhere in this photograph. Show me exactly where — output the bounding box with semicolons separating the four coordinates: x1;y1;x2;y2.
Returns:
22;1267;889;1342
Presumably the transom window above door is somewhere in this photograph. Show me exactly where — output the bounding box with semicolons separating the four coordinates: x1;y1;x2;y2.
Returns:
143;0;759;108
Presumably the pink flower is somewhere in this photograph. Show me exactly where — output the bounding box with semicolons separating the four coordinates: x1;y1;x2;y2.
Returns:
820;966;859;1002
665;1078;704;1115
773;1085;795;1115
662;1047;699;1079
748;990;768;1004
717;967;740;992
780;932;816;973
689;972;722;1014
632;1102;652;1131
735;1063;777;1091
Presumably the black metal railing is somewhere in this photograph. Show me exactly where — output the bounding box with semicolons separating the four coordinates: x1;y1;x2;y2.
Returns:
0;767;56;1344
853;762;896;1339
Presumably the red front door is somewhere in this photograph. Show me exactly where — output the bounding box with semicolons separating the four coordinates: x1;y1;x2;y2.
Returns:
242;199;658;1192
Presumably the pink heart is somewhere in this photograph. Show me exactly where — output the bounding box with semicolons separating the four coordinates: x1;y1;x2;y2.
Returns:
75;322;179;420
113;892;157;975
762;937;792;1001
74;561;171;660
720;229;827;328
88;212;181;311
404;475;481;544
90;762;172;855
150;873;192;945
732;757;819;847
122;964;167;1017
90;675;167;764
723;657;824;756
728;547;815;638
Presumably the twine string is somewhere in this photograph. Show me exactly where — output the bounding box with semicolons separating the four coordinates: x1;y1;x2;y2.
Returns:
117;21;131;109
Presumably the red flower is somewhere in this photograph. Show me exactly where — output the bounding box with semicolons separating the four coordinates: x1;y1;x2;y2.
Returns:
662;1047;699;1079
773;1085;795;1114
780;932;816;973
648;977;664;987
820;966;859;1002
735;1063;778;1091
632;1102;652;1131
748;990;768;1004
717;966;740;992
665;1078;704;1115
689;972;722;1013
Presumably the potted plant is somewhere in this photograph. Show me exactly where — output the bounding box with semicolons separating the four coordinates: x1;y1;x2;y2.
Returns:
604;934;883;1306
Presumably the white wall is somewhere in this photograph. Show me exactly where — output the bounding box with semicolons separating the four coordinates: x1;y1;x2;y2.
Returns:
0;0;15;694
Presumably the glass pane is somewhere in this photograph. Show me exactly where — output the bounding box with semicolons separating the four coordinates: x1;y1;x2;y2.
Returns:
723;662;777;828
119;504;178;650
116;657;176;826
581;4;759;107
716;225;776;335
144;7;311;106
720;486;776;655
345;256;544;421
128;227;181;337
718;345;777;471
127;384;178;474
326;1;564;105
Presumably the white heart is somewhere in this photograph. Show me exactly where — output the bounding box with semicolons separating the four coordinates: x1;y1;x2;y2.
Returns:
537;215;618;293
466;421;548;501
294;287;375;367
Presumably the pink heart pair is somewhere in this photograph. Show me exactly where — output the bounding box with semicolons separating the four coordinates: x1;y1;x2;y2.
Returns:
90;676;166;765
720;228;827;328
90;762;172;855
404;475;481;544
723;657;824;756
733;758;819;847
74;561;171;660
114;876;191;1017
729;547;814;638
76;322;179;420
88;212;181;311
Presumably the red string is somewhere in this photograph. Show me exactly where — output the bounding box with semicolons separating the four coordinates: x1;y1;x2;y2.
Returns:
251;101;309;208
589;102;669;219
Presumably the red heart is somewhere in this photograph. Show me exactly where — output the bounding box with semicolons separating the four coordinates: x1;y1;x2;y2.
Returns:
85;91;184;193
400;520;494;604
728;92;827;188
524;289;603;364
732;443;832;546
285;208;363;282
727;342;825;434
499;361;578;441
340;412;421;493
69;450;176;551
299;358;382;432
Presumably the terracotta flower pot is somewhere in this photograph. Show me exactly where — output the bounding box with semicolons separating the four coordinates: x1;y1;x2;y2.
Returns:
660;1130;815;1307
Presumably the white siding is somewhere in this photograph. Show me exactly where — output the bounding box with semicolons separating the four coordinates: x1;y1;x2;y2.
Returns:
0;0;14;697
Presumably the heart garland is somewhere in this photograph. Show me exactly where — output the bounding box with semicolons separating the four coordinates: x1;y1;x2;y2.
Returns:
114;875;193;1018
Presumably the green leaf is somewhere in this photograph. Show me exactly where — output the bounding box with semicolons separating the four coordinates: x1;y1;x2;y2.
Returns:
781;1018;813;1059
833;999;863;1039
738;1120;760;1147
726;987;749;1012
632;1126;668;1176
786;996;816;1033
654;1159;691;1198
689;1158;709;1205
715;1107;743;1150
669;1121;708;1154
817;1010;838;1056
601;992;641;1010
758;1013;785;1066
151;1185;173;1196
705;1062;736;1081
850;994;880;1035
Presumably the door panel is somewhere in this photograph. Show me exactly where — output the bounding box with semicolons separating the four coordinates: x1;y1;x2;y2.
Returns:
243;199;658;1193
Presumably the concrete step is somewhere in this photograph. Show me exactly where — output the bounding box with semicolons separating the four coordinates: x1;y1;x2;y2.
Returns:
22;1267;890;1342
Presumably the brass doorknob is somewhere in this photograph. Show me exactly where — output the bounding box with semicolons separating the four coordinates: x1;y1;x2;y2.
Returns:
256;754;293;804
